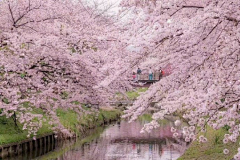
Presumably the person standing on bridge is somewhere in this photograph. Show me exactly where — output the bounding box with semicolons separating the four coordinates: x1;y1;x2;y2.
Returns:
132;72;137;82
159;67;163;80
149;67;153;80
137;67;142;81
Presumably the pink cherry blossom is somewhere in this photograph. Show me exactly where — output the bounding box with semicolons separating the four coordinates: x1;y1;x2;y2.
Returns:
223;149;229;155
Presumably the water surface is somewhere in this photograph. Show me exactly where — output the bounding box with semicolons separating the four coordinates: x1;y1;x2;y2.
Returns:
44;119;187;160
7;119;188;160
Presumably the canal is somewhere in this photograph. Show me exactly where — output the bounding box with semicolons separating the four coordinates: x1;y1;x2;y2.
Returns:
6;118;188;160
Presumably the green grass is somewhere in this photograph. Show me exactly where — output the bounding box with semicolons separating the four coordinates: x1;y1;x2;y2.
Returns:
0;102;54;145
71;101;81;105
126;87;148;100
115;87;148;100
0;116;27;144
0;72;4;77
0;107;121;146
0;114;51;145
39;127;105;160
138;114;152;122
78;109;122;129
0;102;53;145
126;91;140;100
137;88;148;92
138;114;177;126
57;108;79;133
178;126;240;160
37;109;121;160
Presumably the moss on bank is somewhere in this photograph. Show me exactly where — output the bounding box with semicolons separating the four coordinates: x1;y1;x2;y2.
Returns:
0;108;121;146
178;126;240;160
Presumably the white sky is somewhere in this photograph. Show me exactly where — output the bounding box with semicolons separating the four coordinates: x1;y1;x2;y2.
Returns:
83;0;121;16
83;0;143;53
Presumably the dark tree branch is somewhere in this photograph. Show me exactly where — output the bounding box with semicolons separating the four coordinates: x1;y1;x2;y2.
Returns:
8;3;15;26
225;16;239;26
14;4;42;25
213;21;230;45
16;17;59;28
182;5;204;9
171;5;204;17
202;20;222;41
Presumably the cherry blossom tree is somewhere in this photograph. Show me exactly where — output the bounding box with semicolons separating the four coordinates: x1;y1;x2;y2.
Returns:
118;0;240;157
1;0;240;158
0;0;123;138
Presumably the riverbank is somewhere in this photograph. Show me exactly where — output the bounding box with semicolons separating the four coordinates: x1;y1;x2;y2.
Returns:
0;87;146;148
0;107;122;146
132;112;240;160
37;126;107;160
24;115;184;160
178;126;240;160
115;87;148;101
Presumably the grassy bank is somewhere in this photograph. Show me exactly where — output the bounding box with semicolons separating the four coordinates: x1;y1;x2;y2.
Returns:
0;107;52;145
57;108;122;136
138;113;240;160
39;126;106;160
0;108;121;146
178;126;240;160
126;87;148;100
35;113;153;160
115;87;148;101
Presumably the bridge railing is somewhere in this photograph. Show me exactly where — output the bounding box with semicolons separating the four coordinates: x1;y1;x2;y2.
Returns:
137;72;161;80
108;101;133;106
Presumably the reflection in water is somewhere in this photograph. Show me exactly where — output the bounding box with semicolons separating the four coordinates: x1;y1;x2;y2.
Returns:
96;120;187;160
10;120;188;160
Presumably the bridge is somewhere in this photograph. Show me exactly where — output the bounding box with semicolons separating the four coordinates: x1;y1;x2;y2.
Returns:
108;100;160;108
108;100;133;107
131;73;161;87
137;80;159;83
131;80;159;87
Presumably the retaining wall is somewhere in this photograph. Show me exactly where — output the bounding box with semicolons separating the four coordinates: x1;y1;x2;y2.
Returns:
0;134;56;159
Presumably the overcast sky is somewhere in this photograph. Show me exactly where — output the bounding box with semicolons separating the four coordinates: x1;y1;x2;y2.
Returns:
83;0;121;15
